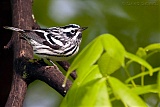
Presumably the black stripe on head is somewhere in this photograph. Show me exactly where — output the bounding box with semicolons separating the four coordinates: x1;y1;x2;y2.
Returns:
65;28;78;38
66;31;76;38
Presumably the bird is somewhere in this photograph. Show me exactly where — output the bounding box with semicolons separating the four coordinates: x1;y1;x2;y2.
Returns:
4;24;87;61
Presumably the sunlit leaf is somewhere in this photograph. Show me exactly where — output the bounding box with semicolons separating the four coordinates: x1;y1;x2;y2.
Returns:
144;43;160;51
75;39;103;76
80;78;111;107
100;34;125;67
125;51;153;75
98;52;121;76
60;66;111;107
108;77;147;107
75;65;102;87
70;37;103;74
131;84;158;95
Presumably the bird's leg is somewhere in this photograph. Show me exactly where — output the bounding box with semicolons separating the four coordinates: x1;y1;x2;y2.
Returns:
46;58;59;70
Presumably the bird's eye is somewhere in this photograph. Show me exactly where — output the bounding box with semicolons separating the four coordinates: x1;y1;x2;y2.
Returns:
66;30;77;38
70;30;75;34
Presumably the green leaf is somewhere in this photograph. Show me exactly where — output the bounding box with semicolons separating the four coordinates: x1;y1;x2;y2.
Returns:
125;51;153;76
75;39;103;77
80;78;111;107
100;34;125;67
61;66;100;107
131;84;158;95
98;52;121;76
75;65;103;87
108;77;147;107
60;66;111;107
144;43;160;51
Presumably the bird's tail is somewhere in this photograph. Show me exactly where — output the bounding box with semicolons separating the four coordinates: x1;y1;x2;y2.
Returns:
4;26;24;32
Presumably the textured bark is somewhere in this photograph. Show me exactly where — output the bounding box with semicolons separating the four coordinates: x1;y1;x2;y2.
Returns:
5;0;33;106
5;71;28;107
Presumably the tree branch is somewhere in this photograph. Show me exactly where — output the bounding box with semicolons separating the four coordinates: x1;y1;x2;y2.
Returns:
26;60;72;96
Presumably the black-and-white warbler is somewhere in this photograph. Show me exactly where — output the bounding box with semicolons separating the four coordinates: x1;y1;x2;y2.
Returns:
4;24;87;61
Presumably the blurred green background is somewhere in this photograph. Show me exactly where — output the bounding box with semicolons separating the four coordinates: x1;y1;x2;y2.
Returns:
23;0;160;107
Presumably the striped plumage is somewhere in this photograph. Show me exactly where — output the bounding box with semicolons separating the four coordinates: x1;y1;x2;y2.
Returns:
4;24;87;61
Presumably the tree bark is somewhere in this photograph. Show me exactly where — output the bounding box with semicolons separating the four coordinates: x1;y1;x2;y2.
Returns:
5;0;34;106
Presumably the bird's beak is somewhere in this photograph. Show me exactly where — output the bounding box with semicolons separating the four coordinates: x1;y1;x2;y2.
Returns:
80;27;88;31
